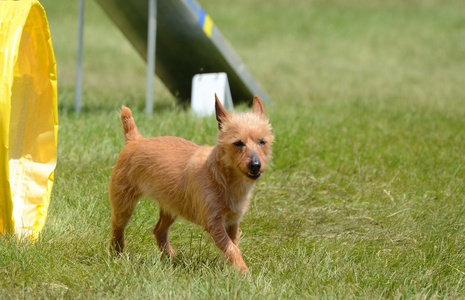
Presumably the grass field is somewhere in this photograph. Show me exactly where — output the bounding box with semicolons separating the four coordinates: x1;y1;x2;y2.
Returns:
2;0;465;298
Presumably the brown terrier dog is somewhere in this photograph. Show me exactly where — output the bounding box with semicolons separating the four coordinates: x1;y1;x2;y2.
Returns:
109;95;273;273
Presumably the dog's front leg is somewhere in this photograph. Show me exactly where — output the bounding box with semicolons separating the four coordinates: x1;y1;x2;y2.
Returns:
206;217;248;274
226;223;240;246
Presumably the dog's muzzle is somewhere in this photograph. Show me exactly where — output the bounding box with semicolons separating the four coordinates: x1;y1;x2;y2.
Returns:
247;155;261;180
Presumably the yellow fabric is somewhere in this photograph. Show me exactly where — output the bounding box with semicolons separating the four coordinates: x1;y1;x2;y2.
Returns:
0;0;58;240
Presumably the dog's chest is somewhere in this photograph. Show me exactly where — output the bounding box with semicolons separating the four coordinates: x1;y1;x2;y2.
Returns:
223;188;252;224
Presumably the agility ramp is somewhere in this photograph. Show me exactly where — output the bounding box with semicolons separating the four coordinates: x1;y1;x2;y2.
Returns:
0;1;58;240
94;0;270;104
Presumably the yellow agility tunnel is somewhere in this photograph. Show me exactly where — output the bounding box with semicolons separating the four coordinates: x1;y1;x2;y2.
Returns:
0;0;58;240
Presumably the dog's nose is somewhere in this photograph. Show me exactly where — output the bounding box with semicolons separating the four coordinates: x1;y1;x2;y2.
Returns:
248;155;261;173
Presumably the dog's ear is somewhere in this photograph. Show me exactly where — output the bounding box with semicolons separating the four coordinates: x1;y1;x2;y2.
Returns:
252;95;266;117
215;94;229;130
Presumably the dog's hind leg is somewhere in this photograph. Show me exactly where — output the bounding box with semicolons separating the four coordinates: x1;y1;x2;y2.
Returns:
153;208;177;258
110;188;140;254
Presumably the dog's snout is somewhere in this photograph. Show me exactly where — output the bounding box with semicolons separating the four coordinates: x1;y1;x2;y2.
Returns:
248;155;261;173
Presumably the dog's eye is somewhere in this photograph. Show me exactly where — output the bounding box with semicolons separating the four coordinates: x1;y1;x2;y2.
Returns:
258;139;266;147
234;141;245;148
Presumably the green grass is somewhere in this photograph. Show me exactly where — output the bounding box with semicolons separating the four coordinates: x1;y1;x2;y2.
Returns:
2;0;465;298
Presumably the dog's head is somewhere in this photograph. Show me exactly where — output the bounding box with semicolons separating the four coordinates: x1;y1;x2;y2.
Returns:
215;94;274;181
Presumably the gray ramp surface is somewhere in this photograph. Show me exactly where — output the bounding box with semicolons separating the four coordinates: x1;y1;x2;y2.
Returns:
95;0;270;104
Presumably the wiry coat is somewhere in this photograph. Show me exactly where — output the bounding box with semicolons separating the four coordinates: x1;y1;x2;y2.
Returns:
110;95;273;273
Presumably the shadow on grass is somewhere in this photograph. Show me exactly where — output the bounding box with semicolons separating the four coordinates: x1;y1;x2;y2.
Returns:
106;247;228;276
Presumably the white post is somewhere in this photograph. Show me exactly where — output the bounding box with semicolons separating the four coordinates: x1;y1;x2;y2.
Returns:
75;0;85;113
145;0;157;115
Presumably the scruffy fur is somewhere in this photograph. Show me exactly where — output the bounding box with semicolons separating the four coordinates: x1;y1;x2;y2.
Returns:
110;95;273;273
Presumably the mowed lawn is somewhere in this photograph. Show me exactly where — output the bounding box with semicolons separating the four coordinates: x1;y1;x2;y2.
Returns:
1;0;465;298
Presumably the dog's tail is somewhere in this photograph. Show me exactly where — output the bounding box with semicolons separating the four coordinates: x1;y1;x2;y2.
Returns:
121;106;142;142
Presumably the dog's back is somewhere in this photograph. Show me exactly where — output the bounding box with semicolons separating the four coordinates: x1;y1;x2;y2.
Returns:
114;106;200;199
